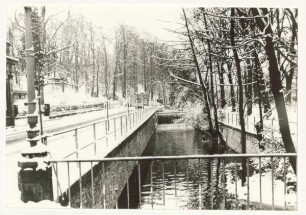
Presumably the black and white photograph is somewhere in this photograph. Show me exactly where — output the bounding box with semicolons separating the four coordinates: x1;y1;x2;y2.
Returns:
1;1;304;213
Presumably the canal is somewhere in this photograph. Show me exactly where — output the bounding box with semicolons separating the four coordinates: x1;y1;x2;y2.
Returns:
118;121;237;209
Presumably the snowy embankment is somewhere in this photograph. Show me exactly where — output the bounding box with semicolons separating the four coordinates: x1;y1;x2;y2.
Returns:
218;102;297;148
225;166;297;210
218;102;297;210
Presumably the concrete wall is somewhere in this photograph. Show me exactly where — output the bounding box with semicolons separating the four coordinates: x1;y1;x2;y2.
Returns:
66;113;157;208
219;123;260;154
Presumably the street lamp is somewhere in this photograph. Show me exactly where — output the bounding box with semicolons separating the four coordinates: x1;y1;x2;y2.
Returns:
18;7;53;203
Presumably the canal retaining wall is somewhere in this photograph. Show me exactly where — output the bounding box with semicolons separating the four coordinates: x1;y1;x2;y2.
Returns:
66;113;157;208
219;123;260;154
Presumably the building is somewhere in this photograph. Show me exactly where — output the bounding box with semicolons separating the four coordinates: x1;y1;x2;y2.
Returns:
6;41;19;126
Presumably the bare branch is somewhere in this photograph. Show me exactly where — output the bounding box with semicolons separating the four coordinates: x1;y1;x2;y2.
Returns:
170;71;201;87
46;45;71;55
46;9;71;50
203;11;268;20
14;11;25;30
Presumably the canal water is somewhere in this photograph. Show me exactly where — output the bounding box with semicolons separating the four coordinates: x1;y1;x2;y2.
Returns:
118;123;236;209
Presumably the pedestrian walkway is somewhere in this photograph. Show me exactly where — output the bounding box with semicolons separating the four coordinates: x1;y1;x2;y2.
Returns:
6;107;130;143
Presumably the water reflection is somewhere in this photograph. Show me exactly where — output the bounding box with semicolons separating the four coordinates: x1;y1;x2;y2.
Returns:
118;124;235;209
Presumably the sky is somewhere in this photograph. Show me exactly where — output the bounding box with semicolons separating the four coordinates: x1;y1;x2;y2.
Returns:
6;5;184;43
75;6;183;41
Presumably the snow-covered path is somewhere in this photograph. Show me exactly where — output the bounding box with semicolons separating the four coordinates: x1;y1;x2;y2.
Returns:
5;106;157;208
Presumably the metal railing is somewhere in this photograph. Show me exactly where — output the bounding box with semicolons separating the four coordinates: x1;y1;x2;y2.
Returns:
43;106;157;160
47;153;297;210
216;110;297;136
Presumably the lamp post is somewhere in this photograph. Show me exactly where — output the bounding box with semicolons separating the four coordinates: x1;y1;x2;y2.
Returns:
18;7;53;203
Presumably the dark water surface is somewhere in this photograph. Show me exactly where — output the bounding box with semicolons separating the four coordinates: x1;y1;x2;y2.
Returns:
118;124;236;209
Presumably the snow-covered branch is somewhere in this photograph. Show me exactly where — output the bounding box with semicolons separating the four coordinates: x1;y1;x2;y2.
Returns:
203;11;268;20
169;71;201;87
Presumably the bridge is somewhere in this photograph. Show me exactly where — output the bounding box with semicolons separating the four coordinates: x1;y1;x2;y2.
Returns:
12;107;297;210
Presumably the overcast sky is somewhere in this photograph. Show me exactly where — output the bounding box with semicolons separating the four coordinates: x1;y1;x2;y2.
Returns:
6;5;184;43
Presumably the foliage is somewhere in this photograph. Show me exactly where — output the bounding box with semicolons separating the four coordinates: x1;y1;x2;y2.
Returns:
175;101;210;130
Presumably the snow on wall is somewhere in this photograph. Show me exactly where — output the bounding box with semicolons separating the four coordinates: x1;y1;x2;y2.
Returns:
65;114;156;208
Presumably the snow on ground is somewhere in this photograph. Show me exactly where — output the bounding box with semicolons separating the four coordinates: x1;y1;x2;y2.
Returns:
5;107;157;208
215;102;297;210
225;169;297;210
218;101;297;148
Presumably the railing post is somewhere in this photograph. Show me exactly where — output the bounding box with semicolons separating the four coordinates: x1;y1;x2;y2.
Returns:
55;163;59;201
253;116;256;133
162;160;165;206
138;161;142;209
234;159;238;209
126;161;130;209
130;114;132;130
259;157;262;209
75;128;79;158
210;159;213;209
271;157;275;210
222;158;226;209
78;161;83;208
67;162;71;207
103;184;106;209
126;115;128;132
105;121;108;147
186;159;189;190
93;123;97;155
247;158;250;209
120;116;123;136
114;118;116;140
174;160;177;197
90;162;95;207
284;157;287;210
150;161;153;209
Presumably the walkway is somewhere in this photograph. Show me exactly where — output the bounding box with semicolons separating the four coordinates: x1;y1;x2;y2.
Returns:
5;106;157;208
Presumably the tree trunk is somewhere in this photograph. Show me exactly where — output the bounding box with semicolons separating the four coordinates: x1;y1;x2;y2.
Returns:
149;46;154;101
91;43;95;97
134;55;138;93
203;13;219;132
96;61;99;97
75;41;79;92
226;63;236;112
182;8;213;130
254;52;264;150
251;8;296;173
104;47;109;98
230;8;247;186
122;29;127;99
217;62;227;108
285;71;294;103
284;9;297;104
246;59;253;115
143;44;147;93
254;51;271;113
113;60;117;100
